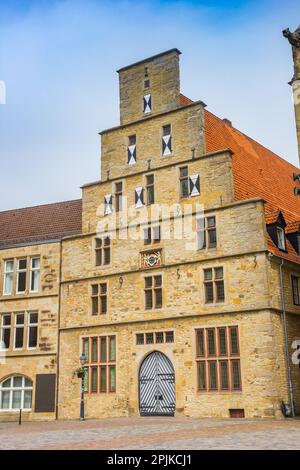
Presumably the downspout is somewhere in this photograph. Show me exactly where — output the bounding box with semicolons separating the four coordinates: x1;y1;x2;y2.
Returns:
55;239;63;420
279;258;295;416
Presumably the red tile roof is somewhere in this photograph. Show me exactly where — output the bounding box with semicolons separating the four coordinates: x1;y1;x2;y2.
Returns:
0;199;82;248
204;108;300;263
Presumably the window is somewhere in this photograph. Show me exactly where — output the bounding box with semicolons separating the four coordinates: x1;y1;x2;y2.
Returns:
143;94;152;114
28;312;38;349
115;182;123;212
179;167;189;198
0;314;11;350
81;336;116;393
144;79;150;89
30;257;40;292
136;330;174;345
3;260;14;295
162;124;172;156
0;376;33;410
146;174;155;205
104;194;113;215
144;225;161;245
144;275;162;310
292;276;300;306
91;283;107;315
135;187;145;209
197;216;217;250
95;237;111;266
14;313;25;350
16;259;27;293
196;326;241;392
204;267;225;304
3;257;40;296
277;227;286;250
0;312;38;351
128;135;137;165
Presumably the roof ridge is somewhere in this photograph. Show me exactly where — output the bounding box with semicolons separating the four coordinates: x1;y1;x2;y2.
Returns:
0;198;82;215
205;109;299;171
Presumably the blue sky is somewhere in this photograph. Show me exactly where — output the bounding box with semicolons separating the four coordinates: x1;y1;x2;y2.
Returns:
0;0;299;210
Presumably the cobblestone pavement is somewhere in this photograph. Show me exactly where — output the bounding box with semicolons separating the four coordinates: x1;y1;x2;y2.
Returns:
0;416;300;450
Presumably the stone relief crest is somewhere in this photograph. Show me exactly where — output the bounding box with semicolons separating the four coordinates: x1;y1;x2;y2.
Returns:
141;250;162;269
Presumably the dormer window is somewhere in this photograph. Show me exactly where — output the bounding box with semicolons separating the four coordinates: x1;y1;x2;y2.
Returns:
277;226;286;251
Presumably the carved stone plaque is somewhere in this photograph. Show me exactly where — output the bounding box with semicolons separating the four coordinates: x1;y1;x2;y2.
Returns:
141;250;162;269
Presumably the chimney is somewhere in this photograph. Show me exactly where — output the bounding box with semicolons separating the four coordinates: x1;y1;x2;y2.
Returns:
283;26;300;164
223;118;232;127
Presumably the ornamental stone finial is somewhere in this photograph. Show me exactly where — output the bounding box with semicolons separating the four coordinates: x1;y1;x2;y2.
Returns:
283;26;300;49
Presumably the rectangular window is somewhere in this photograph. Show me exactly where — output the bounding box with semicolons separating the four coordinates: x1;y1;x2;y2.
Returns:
179;166;189;198
28;312;38;349
292;276;300;306
146;174;155;205
277;227;286;251
204;267;225;304
3;260;14;295
115;182;123;212
128;135;137;165
162;124;172;156
144;275;162;310
16;258;27;293
30;257;40;292
95;237;111;267
197;217;217;250
136;330;174;345
143;94;152;114
14;313;25;350
91;283;107;315
144;225;161;245
195;326;241;392
0;314;11;350
81;335;116;393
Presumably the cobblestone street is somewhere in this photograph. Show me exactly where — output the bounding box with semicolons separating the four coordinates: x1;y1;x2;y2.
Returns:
0;416;300;450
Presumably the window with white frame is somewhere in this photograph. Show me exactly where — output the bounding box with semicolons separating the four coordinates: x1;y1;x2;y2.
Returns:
14;313;25;350
16;258;27;293
277;227;286;250
30;257;40;292
0;314;11;350
3;260;14;295
3;256;40;296
0;312;38;351
0;376;33;410
27;312;38;349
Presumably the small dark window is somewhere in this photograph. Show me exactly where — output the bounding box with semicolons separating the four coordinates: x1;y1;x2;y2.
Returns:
115;182;123;212
146;174;155;205
292;276;300;306
144;79;150;88
136;334;144;345
179;167;189;198
146;333;154;344
165;331;174;343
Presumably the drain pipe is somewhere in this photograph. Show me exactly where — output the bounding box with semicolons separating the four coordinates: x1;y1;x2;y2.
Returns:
279;258;295;417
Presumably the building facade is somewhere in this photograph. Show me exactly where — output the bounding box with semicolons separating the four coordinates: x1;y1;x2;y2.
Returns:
1;40;300;421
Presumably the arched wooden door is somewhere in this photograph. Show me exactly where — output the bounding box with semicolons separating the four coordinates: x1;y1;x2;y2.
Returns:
139;351;175;416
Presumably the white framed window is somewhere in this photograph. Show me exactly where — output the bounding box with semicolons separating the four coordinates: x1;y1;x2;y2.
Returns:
277;227;286;250
16;258;27;294
30;257;40;293
0;314;11;350
162;124;172;156
13;313;25;350
27;312;38;349
0;376;33;411
3;260;14;295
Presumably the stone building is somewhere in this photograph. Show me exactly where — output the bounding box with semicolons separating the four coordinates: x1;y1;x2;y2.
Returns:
0;201;81;420
1;38;300;421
